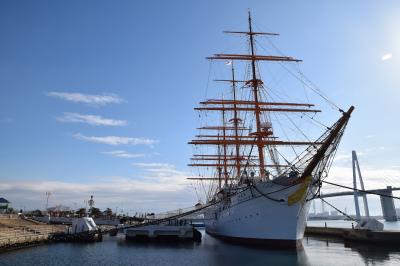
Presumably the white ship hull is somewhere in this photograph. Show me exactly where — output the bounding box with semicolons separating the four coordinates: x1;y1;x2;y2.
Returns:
204;181;313;247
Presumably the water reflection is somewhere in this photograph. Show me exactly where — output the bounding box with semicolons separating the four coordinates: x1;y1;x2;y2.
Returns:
118;237;201;250
201;233;310;266
305;236;400;265
118;230;311;266
1;230;400;266
344;241;400;265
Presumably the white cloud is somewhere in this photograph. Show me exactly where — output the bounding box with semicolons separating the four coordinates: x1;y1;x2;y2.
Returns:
132;163;191;183
102;150;145;158
47;92;122;106
73;133;158;146
0;163;193;213
332;147;393;166
333;153;352;163
381;53;393;61
325;165;400;192
133;163;174;169
332;151;365;166
0;175;194;213
57;112;127;126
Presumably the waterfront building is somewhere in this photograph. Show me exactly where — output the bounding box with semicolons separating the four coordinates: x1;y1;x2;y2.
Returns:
0;198;10;213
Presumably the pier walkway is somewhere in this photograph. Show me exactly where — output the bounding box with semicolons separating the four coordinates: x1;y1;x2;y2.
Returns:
0;216;65;249
305;226;400;244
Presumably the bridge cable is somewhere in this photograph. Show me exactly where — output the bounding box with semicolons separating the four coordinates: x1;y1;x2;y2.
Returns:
322;180;400;200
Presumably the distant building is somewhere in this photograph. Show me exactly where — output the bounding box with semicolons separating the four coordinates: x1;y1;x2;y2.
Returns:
0;197;10;213
308;211;330;219
320;211;330;217
47;205;71;217
330;210;339;216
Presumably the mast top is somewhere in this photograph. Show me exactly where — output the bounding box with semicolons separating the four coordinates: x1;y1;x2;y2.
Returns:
223;31;279;36
207;12;300;63
220;11;279;36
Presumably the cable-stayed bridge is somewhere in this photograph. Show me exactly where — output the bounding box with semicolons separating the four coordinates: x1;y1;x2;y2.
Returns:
318;151;399;221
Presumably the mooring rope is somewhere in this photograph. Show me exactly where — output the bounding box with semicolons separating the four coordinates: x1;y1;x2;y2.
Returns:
318;197;355;221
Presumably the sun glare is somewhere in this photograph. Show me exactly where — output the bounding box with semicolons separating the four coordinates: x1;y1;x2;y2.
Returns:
381;53;393;61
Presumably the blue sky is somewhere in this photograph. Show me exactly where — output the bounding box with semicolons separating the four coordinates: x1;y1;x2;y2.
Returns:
1;1;400;214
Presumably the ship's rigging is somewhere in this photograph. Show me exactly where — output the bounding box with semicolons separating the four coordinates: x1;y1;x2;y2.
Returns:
188;12;353;203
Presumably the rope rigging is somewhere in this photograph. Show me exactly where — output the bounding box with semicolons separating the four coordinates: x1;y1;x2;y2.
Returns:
189;15;354;207
254;37;342;112
319;198;355;221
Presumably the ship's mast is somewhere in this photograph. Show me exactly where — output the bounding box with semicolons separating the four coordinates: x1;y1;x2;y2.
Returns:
188;13;322;185
217;133;222;190
230;63;241;178
247;11;266;179
221;107;229;186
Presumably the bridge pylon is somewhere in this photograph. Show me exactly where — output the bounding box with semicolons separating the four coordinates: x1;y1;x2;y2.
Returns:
352;150;370;221
380;186;398;221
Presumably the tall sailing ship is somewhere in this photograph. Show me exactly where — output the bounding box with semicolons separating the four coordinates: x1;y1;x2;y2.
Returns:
188;12;354;247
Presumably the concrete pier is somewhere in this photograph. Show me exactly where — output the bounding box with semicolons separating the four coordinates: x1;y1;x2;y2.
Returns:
0;217;65;250
305;226;349;238
305;226;400;245
125;225;201;242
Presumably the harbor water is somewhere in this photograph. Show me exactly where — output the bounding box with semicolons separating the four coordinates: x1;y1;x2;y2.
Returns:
1;222;400;266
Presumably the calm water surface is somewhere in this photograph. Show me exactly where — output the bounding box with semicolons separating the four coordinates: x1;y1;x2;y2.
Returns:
1;224;400;266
